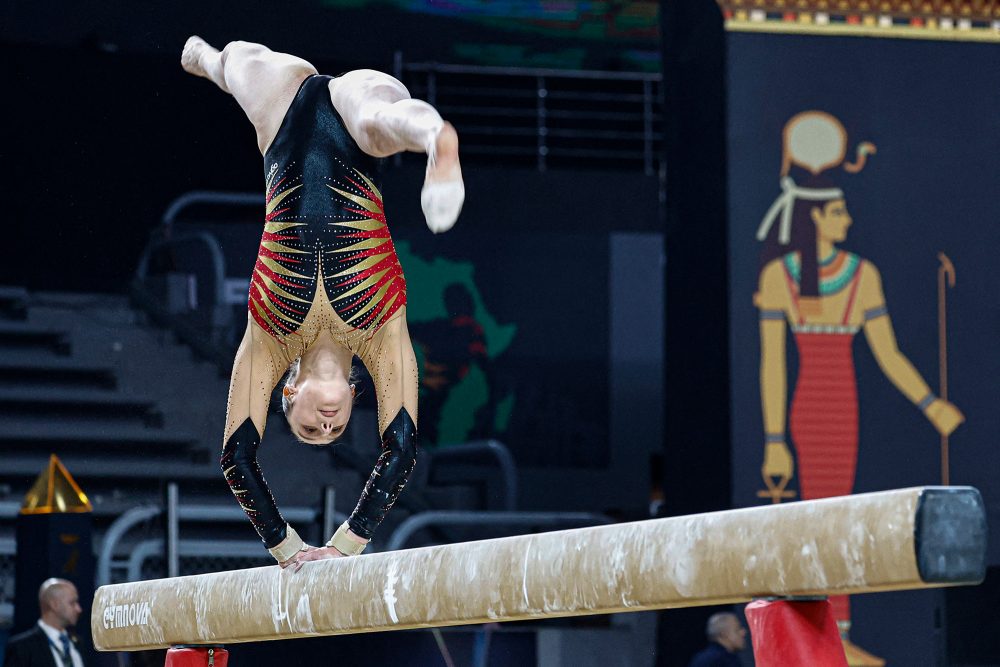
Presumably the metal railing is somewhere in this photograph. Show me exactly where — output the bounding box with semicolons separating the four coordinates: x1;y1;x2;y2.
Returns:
161;191;261;230
396;54;663;174
419;439;519;511
131;190;260;366
97;483;345;585
96;504;160;586
125;538;282;583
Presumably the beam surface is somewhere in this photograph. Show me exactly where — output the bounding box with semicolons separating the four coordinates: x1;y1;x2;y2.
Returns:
92;486;985;651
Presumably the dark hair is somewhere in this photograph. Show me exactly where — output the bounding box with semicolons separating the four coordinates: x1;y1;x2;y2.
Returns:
758;173;841;299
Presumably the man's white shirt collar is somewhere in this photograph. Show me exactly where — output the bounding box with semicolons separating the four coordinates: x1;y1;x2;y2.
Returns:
37;620;81;666
37;619;66;643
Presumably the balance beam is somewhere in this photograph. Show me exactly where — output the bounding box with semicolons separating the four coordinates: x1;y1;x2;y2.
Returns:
92;486;985;651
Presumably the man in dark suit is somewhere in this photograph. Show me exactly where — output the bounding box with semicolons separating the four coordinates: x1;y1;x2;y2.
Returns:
2;578;84;667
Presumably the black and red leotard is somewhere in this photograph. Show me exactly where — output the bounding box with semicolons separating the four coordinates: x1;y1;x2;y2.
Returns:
220;75;419;553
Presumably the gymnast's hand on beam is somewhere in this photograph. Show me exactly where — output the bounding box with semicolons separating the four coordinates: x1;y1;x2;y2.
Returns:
277;544;318;571
287;546;349;572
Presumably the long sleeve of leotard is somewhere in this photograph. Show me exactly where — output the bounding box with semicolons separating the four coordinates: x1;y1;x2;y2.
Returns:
220;320;293;550
350;312;420;540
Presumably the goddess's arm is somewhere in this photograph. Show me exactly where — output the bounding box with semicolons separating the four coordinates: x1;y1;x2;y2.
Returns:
859;263;964;436
755;262;795;484
859;263;933;403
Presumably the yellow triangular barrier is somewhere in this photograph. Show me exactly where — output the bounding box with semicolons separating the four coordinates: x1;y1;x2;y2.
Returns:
21;454;92;514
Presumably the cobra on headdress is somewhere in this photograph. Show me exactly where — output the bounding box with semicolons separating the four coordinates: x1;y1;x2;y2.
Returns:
757;111;873;245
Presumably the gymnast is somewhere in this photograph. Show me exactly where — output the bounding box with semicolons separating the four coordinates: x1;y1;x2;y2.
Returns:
180;36;464;569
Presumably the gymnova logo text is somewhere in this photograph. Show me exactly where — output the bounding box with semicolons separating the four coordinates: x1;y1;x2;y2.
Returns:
103;601;152;629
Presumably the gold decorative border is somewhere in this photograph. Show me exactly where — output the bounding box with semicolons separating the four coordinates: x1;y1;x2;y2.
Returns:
719;1;1000;41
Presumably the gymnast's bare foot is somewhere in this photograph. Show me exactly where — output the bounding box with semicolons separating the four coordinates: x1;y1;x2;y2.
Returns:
426;123;461;184
181;36;210;76
422;122;464;233
181;36;230;92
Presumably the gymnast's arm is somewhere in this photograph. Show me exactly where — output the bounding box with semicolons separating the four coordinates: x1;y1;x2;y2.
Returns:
220;320;302;564
349;312;420;541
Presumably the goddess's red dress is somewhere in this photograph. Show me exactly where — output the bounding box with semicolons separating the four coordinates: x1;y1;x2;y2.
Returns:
784;264;863;622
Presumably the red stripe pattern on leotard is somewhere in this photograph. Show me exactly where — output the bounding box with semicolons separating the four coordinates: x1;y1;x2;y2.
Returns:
249;165;312;340
324;169;407;331
248;164;408;341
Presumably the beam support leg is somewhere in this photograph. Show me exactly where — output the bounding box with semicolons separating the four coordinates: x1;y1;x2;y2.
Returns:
164;646;229;667
746;599;847;667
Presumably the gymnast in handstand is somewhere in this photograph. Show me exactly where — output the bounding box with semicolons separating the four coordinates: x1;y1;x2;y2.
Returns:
180;36;464;568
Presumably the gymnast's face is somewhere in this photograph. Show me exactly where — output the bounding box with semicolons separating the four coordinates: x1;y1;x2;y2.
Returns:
284;375;355;445
811;198;852;243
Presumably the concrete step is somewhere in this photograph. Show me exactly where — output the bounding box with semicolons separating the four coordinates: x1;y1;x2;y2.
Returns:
0;287;28;321
0;388;163;427
0;323;71;356
0;357;118;390
0;422;203;457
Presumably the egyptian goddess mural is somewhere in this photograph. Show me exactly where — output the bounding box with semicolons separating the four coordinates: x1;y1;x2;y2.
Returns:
752;111;965;634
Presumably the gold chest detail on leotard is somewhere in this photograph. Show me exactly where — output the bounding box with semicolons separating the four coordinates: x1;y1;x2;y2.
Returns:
249;162;407;354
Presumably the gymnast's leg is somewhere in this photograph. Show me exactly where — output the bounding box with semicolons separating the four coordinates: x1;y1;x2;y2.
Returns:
180;36;317;154
329;69;464;233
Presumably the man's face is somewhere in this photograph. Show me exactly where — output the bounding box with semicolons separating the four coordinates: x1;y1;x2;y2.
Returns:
718;616;748;652
51;584;83;629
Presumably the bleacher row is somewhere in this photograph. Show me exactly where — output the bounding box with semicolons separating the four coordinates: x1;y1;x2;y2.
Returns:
0;285;234;604
0;285;220;500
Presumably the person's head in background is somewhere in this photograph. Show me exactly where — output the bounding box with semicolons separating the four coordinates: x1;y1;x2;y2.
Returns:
39;578;82;631
706;611;747;653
